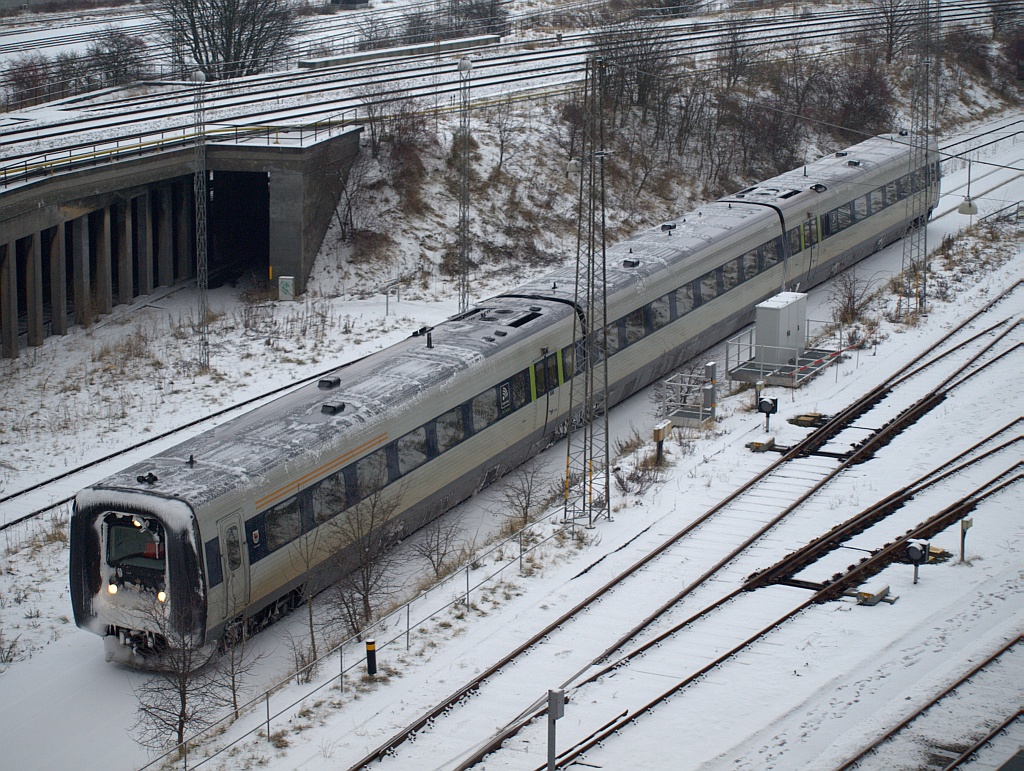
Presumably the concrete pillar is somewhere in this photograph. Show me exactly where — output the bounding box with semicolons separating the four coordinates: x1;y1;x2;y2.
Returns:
137;192;154;295
49;225;68;336
269;171;304;292
157;186;173;287
1;242;17;358
95;206;112;315
71;215;92;327
118;199;134;306
26;233;44;347
176;181;194;281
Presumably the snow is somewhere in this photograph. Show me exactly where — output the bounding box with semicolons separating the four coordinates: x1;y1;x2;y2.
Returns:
0;27;1021;771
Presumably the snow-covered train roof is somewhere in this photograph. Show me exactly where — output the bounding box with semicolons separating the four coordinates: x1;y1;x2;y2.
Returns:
84;134;920;513
509;134;919;303
87;296;575;509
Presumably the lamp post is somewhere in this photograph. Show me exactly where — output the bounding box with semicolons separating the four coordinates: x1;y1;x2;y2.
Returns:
457;57;472;314
191;67;210;372
957;159;978;221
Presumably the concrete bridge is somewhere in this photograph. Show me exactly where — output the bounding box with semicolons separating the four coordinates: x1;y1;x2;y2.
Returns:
0;126;361;358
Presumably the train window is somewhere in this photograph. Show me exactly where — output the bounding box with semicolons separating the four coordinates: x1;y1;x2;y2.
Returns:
786;227;800;256
546;353;560;389
624;308;647;345
741;251;758;281
561;345;576;380
803;219;818;248
651;296;671;330
533;360;547;395
397;427;429;476
472;389;499;432
106;514;165;572
886;180;899;204
870;188;885;213
225;524;242;571
357;449;390;498
723;258;740;291
854;196;868;221
511;370;530;408
436;408;465;453
836;204;853;231
761;238;781;268
606;321;623;355
699;271;718;305
897;174;912;198
265;498;301;552
313;469;349;524
673;284;694;316
205;539;223;587
821;211;834;239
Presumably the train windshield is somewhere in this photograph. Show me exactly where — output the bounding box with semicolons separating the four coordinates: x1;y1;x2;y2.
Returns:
106;514;166;573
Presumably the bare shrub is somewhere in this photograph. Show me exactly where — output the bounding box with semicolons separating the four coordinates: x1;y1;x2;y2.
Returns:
828;269;876;325
412;514;464;578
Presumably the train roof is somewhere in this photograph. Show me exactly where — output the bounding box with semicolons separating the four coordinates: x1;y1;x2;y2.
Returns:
86;296;575;510
82;134;922;513
508;134;922;304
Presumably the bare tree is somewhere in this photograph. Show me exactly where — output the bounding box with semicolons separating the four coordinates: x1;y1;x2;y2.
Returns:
869;0;918;64
154;0;300;80
330;485;404;637
499;466;547;532
485;98;523;177
131;600;230;753
829;269;876;325
3;53;50;108
412;510;464;577
85;27;150;87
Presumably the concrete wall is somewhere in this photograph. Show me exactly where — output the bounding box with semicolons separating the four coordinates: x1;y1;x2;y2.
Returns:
0;128;362;357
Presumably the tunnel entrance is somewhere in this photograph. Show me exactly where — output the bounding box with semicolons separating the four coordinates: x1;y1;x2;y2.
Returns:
208;170;269;287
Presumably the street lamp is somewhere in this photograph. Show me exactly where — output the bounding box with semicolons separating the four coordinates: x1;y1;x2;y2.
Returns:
957;159;979;217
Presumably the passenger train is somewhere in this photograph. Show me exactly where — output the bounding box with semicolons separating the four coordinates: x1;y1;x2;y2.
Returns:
71;133;939;664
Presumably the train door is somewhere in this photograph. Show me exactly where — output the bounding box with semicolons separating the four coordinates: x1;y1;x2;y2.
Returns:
533;349;562;433
217;511;250;622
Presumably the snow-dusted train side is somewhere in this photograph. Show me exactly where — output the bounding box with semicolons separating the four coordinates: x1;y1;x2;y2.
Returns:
70;134;939;664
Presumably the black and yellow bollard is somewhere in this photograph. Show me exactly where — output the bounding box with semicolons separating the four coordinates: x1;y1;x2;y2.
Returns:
366;639;377;676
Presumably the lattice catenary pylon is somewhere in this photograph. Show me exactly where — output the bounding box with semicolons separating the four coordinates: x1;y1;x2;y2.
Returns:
563;57;611;528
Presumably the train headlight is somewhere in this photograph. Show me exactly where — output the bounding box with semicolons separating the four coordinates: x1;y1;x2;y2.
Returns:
107;582;118;595
157;590;167;603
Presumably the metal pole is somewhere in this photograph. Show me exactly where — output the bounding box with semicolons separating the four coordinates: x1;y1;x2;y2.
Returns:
191;68;209;372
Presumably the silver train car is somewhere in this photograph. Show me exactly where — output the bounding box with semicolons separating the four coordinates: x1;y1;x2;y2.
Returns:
70;134;939;664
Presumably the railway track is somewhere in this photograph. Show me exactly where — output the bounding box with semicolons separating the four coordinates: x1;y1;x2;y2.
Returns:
835;636;1022;770
335;282;1021;769
0;1;1006;187
500;472;1019;771
0;348;381;531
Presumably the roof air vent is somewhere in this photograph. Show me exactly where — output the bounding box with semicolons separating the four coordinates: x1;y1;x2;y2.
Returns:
847;160;861;167
810;183;827;193
318;376;341;390
483;336;495;342
321;403;346;415
623;258;640;268
494;330;507;337
835;151;847;157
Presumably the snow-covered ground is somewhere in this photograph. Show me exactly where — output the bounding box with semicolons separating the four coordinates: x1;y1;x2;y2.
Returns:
0;100;1021;771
